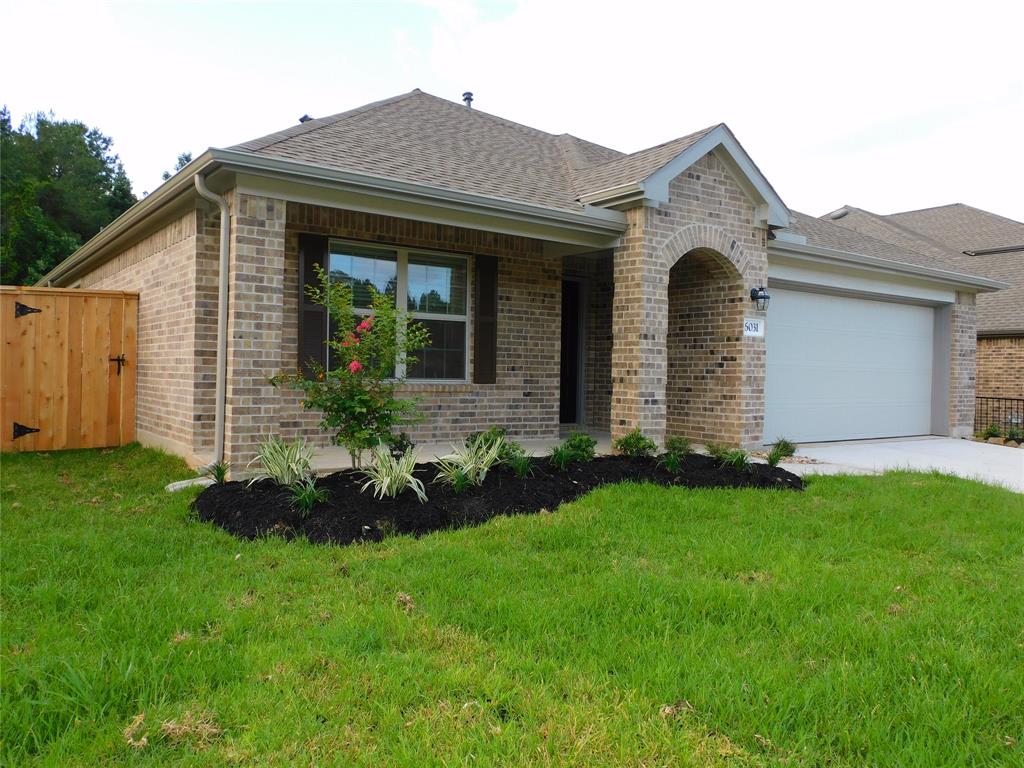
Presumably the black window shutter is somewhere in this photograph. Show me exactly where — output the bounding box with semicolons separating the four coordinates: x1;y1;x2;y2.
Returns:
473;254;498;384
297;233;328;377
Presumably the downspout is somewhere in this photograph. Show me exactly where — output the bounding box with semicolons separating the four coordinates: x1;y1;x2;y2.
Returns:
194;173;230;467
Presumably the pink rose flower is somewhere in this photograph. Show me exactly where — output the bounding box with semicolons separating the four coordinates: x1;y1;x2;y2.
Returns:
348;360;362;373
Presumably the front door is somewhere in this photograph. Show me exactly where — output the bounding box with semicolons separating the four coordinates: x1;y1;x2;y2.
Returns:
559;280;583;424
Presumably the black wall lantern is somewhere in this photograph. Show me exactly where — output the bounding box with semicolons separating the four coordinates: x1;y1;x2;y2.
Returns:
749;286;770;311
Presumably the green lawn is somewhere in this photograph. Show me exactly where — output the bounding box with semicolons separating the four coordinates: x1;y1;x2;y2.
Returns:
2;446;1022;766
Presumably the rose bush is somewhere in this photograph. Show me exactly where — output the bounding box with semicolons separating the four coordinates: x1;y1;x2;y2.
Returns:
272;264;430;467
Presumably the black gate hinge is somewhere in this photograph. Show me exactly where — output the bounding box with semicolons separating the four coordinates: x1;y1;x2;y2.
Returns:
13;422;40;440
14;301;42;318
110;354;127;375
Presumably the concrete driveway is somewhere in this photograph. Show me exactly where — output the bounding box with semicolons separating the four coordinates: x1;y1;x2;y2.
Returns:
788;437;1024;493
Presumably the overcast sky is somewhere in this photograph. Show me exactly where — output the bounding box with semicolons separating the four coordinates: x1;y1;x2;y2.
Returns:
6;0;1023;219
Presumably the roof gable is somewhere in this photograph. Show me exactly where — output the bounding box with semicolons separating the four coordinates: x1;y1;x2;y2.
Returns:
574;124;789;228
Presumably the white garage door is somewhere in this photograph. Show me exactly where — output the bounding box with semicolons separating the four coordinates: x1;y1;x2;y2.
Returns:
764;288;934;443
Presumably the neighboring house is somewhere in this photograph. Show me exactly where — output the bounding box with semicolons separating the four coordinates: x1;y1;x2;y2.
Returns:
823;204;1023;400
38;90;1005;468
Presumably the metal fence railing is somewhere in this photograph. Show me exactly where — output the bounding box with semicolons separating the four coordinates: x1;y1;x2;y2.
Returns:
975;396;1024;434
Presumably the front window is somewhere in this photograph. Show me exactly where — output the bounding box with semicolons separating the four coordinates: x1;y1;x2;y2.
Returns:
327;241;469;381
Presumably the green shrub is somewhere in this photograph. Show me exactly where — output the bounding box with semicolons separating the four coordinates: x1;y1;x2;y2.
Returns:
657;451;683;474
766;437;797;467
566;432;597;460
1005;427;1024;442
548;445;573;471
506;452;533;479
719;449;751;471
434;435;505;492
657;436;692;474
389;432;415;459
981;424;1002;439
201;461;230;484
613;428;657;458
247;436;313;487
469;426;526;463
664;436;692;457
359;444;427;503
288;477;329;515
704;442;730;461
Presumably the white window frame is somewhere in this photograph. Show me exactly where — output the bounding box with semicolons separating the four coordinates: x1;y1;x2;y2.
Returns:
327;239;470;383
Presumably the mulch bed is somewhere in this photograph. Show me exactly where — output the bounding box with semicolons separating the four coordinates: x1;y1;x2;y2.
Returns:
193;454;803;547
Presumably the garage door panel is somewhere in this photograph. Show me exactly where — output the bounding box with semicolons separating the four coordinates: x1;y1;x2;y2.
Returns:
765;288;934;443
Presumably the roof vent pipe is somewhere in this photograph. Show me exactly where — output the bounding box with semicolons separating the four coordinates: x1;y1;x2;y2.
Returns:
462;92;473;108
298;114;312;123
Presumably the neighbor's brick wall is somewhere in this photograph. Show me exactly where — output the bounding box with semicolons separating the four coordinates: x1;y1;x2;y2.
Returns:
78;211;200;458
948;291;977;438
611;152;769;447
976;336;1024;399
276;202;562;448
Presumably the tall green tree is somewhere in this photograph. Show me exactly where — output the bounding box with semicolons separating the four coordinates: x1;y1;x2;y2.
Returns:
1;108;137;285
162;151;192;181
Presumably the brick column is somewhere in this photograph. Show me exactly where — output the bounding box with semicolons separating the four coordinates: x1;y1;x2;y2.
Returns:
948;291;977;437
224;193;287;468
610;208;669;446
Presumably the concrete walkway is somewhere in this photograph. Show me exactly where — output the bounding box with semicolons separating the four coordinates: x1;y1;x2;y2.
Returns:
783;437;1024;493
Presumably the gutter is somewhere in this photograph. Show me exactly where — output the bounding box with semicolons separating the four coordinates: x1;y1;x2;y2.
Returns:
769;239;1010;292
192;173;230;468
39;148;626;287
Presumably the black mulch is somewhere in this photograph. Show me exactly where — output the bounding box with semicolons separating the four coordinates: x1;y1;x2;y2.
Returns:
193;454;803;547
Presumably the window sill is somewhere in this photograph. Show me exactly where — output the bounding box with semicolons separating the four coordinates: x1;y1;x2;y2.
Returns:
398;380;475;393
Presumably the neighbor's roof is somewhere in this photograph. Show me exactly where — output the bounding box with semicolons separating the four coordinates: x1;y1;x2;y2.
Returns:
821;204;1024;335
233;89;729;213
886;203;1024;254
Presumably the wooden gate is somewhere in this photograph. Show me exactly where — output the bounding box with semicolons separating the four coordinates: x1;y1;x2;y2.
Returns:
1;287;138;452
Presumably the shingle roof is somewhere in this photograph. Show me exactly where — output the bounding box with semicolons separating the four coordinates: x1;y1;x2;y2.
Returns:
886;203;1024;254
232;89;717;212
569;126;719;196
819;205;1023;335
786;211;966;271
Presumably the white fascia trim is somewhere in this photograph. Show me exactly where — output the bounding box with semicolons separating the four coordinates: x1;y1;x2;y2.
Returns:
643;126;790;228
769;240;1010;292
212;148;626;235
40;147;628;286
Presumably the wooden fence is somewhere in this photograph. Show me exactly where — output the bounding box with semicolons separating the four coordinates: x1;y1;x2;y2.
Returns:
1;286;138;453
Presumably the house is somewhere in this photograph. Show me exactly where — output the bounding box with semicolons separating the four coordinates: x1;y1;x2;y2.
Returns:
38;90;1007;469
821;204;1023;400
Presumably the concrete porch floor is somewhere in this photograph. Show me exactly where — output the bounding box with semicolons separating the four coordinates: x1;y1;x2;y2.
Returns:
311;428;614;473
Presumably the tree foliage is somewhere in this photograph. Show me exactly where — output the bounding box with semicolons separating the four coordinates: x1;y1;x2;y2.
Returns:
1;108;137;285
162;151;192;181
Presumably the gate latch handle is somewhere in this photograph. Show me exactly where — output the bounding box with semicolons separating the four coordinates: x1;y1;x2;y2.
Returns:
110;354;127;376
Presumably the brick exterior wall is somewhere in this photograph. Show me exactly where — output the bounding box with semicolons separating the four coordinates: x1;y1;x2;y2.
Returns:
274;202;562;455
79;211;202;459
222;193;288;467
948;291;977;438
976;336;1024;399
666;250;747;443
610;153;769;448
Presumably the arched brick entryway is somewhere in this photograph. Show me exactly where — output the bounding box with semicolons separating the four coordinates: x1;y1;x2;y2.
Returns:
666;248;748;445
610;217;767;449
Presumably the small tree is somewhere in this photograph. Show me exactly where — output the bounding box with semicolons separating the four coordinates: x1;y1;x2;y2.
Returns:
272;265;430;467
